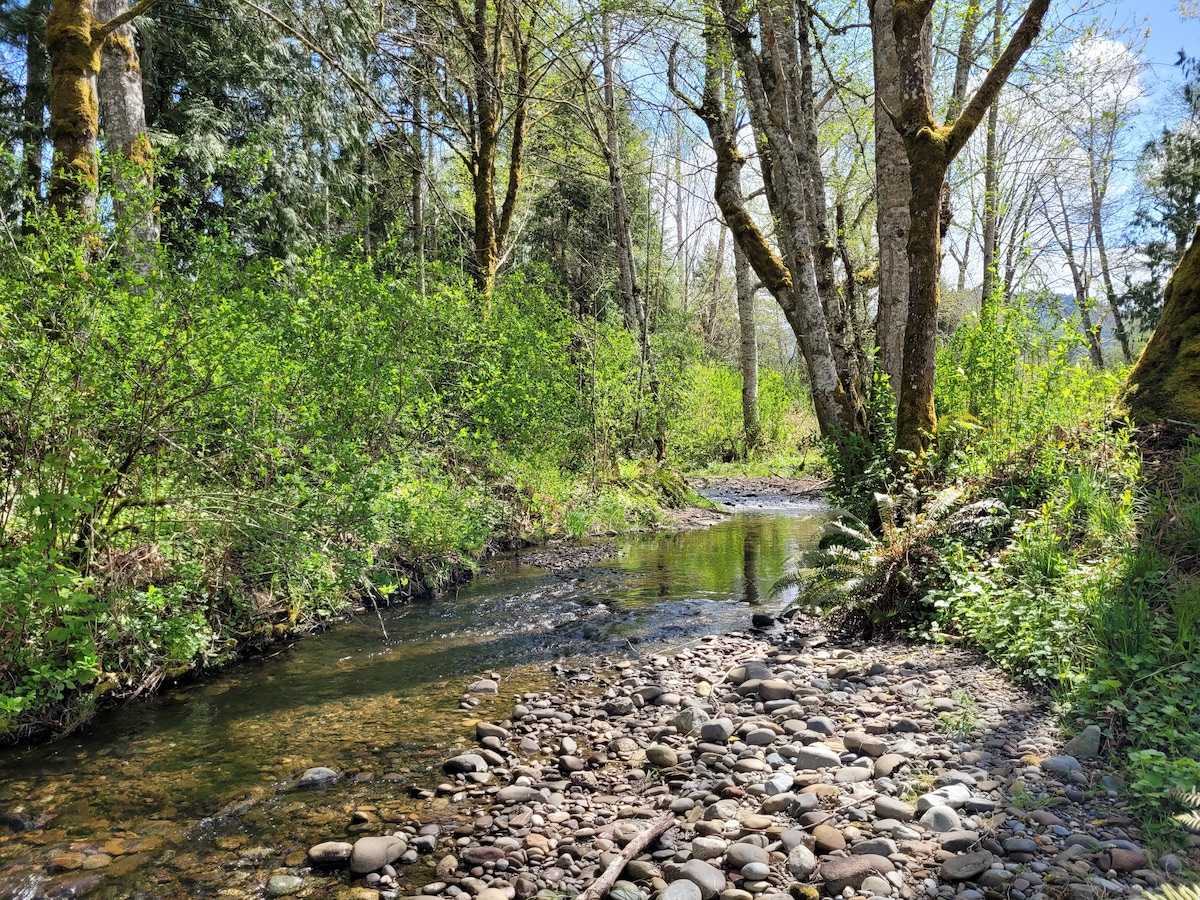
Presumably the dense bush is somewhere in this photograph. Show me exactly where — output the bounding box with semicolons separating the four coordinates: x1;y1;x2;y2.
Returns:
0;219;704;739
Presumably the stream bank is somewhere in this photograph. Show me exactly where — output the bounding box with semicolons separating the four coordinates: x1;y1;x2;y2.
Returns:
264;619;1183;900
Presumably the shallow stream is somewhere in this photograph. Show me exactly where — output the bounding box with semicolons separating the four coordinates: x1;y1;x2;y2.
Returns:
0;492;830;899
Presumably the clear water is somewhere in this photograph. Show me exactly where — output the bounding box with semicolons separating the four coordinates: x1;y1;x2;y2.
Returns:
0;496;829;898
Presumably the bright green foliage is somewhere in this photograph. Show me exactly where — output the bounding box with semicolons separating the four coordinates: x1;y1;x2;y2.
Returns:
935;294;1122;472
667;364;803;467
0;215;697;740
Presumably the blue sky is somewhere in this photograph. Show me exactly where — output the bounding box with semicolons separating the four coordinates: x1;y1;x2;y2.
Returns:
1132;0;1200;94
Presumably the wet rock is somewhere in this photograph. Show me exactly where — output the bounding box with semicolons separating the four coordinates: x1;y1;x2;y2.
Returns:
45;852;86;872
265;874;305;896
445;754;489;774
469;679;499;695
497;785;540;803
940;851;994;881
295;766;340;789
309;841;354;865
477;722;509;741
350;836;405;874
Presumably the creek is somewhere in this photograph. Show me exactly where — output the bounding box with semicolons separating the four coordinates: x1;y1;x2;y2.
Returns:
0;491;830;899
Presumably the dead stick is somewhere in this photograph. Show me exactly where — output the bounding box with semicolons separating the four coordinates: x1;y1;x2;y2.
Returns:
576;815;674;900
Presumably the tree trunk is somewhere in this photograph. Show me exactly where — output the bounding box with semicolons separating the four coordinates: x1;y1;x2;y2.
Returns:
21;0;50;219
733;235;760;450
978;94;1000;314
97;0;158;269
47;0;101;220
1090;180;1132;362
890;0;1051;460
1118;224;1200;424
870;0;916;403
601;8;641;333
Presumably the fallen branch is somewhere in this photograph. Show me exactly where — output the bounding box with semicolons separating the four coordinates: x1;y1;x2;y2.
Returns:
576;814;675;900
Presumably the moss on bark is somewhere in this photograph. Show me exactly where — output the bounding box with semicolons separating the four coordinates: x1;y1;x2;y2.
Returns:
1118;224;1200;425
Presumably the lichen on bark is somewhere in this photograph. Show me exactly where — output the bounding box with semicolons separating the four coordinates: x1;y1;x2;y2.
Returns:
1118;224;1200;425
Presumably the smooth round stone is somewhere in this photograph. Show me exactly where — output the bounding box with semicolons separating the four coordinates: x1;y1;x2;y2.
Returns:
741;862;771;880
309;841;354;865
350;836;405;874
920;806;962;833
740;814;772;830
756;680;795;701
1041;756;1082;776
692;837;728;861
853;838;897;857
807;717;837;736
664;880;705;900
477;722;509;741
498;786;539;803
647;745;679;768
295;766;340;789
938;831;980;853
875;797;915;821
734;758;766;773
720;891;753;900
861;876;893;897
444;754;488;774
728;662;774;685
794;745;841;769
746;728;777;746
726;843;769;868
812;824;845;852
477;889;511;900
835;767;873;784
873;754;909;777
681;859;726;900
940;851;995;881
469;678;499;695
818;855;894;894
265;875;305;897
701;719;736;742
1003;838;1038;856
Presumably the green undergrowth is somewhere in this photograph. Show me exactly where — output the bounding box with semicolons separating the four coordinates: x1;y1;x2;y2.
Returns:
800;294;1200;838
0;216;739;744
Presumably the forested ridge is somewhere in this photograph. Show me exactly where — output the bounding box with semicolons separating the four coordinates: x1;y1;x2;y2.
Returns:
1;0;1200;845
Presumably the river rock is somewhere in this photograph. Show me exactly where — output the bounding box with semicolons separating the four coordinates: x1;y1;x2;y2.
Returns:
497;785;539;803
462;845;507;865
853;837;897;857
1065;724;1099;763
477;722;509;741
812;824;845;852
681;859;727;899
663;880;704;900
875;797;915;821
919;805;961;833
785;843;817;879
727;662;774;684
1042;755;1083;776
692;837;728;860
469;678;499;695
818;855;894;894
308;841;354;865
873;753;909;777
940;851;994;881
726;843;769;868
295;767;340;789
670;708;710;733
606;696;636;716
794;745;841;769
647;744;678;768
265;874;305;896
350;836;405;874
701;719;735;742
445;753;488;774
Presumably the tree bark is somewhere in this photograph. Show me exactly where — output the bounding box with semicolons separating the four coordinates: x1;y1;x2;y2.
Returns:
870;0;918;405
733;234;760;450
47;0;159;222
890;0;1051;460
97;0;158;268
1119;224;1200;425
21;0;50;219
1090;179;1132;362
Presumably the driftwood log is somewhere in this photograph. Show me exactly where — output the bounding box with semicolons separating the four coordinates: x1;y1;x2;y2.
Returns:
575;814;675;900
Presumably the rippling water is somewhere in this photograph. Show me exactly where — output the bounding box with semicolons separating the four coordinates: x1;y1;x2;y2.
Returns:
0;494;829;898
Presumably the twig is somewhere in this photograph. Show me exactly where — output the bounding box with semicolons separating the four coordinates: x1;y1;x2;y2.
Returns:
576;815;674;900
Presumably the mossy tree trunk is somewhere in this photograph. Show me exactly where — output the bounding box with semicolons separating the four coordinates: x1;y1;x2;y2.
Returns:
21;0;50;219
890;0;1051;461
1119;224;1200;425
46;0;159;223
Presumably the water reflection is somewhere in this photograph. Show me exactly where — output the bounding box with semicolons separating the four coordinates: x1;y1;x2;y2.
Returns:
0;501;829;898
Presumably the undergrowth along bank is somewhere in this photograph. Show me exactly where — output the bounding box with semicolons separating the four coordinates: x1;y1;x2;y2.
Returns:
795;296;1200;839
0;218;808;744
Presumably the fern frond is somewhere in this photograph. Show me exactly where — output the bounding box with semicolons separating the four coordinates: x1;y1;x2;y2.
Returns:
1175;810;1200;834
817;519;873;551
1170;787;1200;808
923;486;965;523
1141;883;1200;900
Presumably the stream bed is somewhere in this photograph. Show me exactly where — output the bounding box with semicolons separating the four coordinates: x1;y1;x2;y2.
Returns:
0;492;830;899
